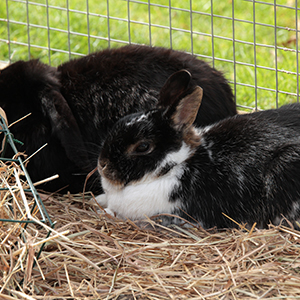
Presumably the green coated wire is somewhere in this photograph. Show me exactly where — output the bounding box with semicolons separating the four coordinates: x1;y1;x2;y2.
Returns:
0;113;55;265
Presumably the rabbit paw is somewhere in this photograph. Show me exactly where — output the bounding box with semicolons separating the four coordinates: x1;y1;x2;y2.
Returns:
95;193;108;208
104;208;115;216
95;193;113;216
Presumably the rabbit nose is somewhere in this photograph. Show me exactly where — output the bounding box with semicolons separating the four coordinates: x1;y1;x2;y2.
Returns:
98;159;108;172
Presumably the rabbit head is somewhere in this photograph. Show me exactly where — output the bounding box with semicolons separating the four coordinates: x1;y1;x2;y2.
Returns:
98;70;203;190
0;60;93;192
0;60;59;122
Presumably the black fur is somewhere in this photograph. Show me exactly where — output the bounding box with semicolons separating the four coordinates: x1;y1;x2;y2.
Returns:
175;105;300;228
0;45;236;193
99;70;300;229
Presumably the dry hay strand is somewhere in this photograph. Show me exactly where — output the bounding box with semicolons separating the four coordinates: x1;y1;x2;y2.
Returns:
0;159;63;298
1;184;300;300
0;62;9;70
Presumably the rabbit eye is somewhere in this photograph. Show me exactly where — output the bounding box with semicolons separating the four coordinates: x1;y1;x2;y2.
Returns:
136;142;150;153
131;141;154;155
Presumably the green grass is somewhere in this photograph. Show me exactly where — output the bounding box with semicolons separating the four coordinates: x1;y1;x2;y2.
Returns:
0;0;299;109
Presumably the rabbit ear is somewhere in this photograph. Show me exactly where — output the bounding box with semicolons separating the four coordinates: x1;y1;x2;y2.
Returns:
170;86;203;130
41;90;92;171
159;69;203;129
158;69;192;108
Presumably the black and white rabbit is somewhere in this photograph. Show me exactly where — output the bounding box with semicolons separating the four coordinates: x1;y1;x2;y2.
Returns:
97;69;300;229
0;45;236;194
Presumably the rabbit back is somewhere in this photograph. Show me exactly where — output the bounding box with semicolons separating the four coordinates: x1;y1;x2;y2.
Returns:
177;105;300;228
58;44;236;142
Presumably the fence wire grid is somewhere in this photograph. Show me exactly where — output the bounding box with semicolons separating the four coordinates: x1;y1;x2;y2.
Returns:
0;0;299;110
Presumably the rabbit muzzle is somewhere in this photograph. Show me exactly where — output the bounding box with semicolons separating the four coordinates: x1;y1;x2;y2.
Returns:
97;158;109;177
97;158;125;187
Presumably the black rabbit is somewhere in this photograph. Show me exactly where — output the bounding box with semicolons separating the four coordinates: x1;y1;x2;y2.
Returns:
97;69;300;229
0;45;236;194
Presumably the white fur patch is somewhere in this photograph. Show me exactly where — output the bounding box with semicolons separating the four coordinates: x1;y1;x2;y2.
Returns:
195;125;214;136
200;137;214;162
125;112;151;127
156;142;192;175
98;143;192;220
195;127;214;162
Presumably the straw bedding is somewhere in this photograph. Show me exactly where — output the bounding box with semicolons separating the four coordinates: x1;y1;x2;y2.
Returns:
1;159;300;300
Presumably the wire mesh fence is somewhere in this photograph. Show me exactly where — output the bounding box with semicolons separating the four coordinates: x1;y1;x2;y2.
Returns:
0;0;299;110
